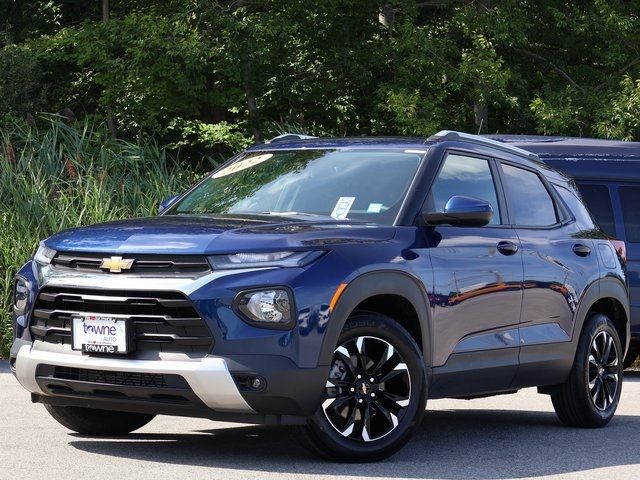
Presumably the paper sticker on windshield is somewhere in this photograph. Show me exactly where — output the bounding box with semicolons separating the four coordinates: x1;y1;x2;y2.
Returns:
212;153;273;179
331;197;355;220
367;203;383;213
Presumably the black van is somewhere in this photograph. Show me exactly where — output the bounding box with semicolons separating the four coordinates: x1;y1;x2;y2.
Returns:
489;135;640;367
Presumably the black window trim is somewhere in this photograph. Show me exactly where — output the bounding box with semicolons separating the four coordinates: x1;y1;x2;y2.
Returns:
496;159;566;230
419;148;510;228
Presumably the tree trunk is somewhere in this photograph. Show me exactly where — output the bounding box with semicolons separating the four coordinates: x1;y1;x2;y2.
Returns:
242;59;263;143
378;5;395;29
102;0;117;139
474;102;488;134
473;0;490;134
101;0;109;21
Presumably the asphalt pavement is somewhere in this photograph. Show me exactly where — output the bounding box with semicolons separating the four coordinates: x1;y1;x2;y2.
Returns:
2;361;639;480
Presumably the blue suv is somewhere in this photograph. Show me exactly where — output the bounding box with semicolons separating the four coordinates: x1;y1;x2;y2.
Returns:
11;131;630;461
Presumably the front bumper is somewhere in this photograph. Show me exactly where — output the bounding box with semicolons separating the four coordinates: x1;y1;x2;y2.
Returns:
13;344;253;413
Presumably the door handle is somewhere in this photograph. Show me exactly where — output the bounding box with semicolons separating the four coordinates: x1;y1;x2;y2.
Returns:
497;241;519;256
573;244;591;257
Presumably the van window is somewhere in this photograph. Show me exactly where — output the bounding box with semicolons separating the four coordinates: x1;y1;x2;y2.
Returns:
575;184;616;237
501;164;557;226
430;154;501;224
619;186;640;242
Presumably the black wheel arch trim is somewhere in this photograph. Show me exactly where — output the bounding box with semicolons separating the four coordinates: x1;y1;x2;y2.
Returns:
318;269;433;369
573;276;630;357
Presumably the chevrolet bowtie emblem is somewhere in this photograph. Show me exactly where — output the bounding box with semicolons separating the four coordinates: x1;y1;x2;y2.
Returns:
100;256;135;273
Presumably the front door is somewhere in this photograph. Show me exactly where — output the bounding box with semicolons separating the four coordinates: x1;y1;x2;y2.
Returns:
424;152;524;397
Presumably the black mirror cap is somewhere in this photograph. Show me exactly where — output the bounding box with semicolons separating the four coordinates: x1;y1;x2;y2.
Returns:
422;195;493;227
158;195;179;214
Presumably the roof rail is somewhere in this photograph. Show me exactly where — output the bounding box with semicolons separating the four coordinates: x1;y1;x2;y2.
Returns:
427;130;538;160
266;133;318;143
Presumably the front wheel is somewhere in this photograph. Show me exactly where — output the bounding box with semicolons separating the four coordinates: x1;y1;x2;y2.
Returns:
44;405;155;435
304;312;427;462
551;312;623;428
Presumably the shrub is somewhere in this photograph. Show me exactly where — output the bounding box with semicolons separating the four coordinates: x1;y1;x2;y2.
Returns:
0;115;203;356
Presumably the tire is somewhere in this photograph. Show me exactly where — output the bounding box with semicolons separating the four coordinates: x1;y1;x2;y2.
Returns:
44;405;155;435
303;312;427;462
551;312;623;428
623;343;640;370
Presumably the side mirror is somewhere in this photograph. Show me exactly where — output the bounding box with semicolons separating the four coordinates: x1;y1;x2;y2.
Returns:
158;195;179;214
422;195;493;227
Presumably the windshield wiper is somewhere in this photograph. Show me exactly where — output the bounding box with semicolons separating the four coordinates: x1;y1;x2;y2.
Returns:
257;211;338;220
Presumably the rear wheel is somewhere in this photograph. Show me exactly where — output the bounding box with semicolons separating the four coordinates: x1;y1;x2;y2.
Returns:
44;405;155;435
304;312;427;462
551;313;623;428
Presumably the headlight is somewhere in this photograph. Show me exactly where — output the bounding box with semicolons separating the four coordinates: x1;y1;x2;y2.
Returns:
234;288;294;329
13;277;29;313
208;251;323;270
34;242;56;265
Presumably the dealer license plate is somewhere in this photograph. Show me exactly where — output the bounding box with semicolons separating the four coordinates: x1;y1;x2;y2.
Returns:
72;315;130;354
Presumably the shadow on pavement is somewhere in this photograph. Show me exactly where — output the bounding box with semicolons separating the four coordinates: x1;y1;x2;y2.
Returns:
69;397;640;479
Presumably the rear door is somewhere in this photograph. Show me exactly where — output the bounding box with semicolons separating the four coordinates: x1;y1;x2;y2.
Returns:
499;164;601;387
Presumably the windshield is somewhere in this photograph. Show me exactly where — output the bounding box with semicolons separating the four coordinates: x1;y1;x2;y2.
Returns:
168;149;424;224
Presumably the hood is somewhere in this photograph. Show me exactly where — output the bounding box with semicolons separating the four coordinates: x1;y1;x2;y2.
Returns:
44;215;396;255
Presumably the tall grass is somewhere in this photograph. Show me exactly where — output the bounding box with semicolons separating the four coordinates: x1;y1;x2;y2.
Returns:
0;115;201;356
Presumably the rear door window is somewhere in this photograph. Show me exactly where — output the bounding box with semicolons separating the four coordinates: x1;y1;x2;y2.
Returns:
501;164;557;226
619;186;640;242
575;183;616;237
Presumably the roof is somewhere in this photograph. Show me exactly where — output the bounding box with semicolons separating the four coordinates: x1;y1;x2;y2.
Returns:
246;136;432;151
486;135;640;181
486;135;640;158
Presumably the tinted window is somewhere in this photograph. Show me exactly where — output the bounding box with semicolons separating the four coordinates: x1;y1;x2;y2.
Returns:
619;186;640;242
576;183;616;237
430;154;501;224
171;149;422;224
502;164;557;226
553;184;596;230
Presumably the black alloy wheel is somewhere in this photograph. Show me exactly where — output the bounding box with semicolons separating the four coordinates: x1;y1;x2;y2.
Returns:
322;335;411;442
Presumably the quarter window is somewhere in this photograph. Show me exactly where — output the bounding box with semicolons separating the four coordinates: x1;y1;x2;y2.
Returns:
430;154;501;224
501;164;557;226
553;184;597;230
576;183;616;237
618;186;640;242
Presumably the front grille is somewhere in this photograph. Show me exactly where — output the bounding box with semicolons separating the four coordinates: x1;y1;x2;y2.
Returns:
51;252;211;275
51;366;188;389
30;287;213;353
35;365;198;406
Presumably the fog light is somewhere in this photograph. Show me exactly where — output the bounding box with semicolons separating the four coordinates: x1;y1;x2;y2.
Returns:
249;376;266;390
235;288;294;329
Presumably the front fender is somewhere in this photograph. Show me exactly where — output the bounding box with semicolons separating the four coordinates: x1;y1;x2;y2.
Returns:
318;269;433;368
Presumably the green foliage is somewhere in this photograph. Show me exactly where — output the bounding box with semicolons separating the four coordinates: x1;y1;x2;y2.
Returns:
167;119;252;155
3;1;640;143
0;45;49;116
596;76;640;141
0;115;199;356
